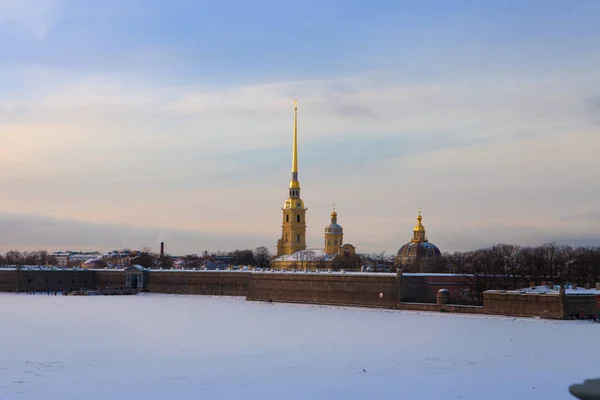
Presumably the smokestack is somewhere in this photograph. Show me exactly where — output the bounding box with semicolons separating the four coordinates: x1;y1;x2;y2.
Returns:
160;242;164;257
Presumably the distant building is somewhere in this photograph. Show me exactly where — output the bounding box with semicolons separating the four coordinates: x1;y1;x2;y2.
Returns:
271;100;357;270
395;210;445;273
52;251;102;267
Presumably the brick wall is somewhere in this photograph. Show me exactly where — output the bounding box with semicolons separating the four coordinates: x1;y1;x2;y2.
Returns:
95;270;127;289
15;270;96;292
247;273;399;308
398;302;488;315
0;270;16;291
146;271;250;296
563;295;597;317
483;292;597;319
401;274;472;304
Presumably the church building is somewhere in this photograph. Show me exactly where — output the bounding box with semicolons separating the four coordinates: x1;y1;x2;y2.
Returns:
272;101;357;270
395;209;445;273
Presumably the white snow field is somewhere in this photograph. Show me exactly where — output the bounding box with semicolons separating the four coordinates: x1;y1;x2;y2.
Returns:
1;294;598;400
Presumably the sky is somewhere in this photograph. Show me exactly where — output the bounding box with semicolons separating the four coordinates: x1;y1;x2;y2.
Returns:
1;0;600;255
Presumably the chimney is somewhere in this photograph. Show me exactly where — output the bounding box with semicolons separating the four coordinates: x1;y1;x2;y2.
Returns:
160;242;164;257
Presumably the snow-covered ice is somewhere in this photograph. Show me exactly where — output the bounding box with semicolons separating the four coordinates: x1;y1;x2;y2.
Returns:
1;293;598;400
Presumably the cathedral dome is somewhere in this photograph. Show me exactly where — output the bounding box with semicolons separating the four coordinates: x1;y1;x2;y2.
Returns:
397;241;441;257
325;223;343;234
325;206;343;234
397;209;442;258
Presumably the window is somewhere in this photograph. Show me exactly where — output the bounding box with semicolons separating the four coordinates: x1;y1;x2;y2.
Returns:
285;234;288;242
334;239;338;246
296;215;300;223
296;234;301;242
286;215;289;223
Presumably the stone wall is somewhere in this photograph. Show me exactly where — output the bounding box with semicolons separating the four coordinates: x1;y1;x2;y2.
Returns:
0;270;16;291
146;271;250;296
95;270;127;289
483;292;598;319
247;273;399;308
1;268;596;320
398;302;489;315
15;270;96;293
563;295;598;317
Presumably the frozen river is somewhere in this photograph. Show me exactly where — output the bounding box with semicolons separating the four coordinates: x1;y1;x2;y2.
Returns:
0;293;597;399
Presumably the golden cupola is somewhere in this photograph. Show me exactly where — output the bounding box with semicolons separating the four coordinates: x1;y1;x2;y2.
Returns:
412;209;426;242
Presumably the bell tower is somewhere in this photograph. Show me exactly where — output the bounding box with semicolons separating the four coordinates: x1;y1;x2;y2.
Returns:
276;100;307;256
324;206;343;255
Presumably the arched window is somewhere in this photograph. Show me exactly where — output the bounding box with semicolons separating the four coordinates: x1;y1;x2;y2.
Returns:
296;234;301;242
296;215;300;223
286;215;289;223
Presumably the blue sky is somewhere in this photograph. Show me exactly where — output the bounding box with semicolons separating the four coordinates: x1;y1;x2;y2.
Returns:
1;0;600;255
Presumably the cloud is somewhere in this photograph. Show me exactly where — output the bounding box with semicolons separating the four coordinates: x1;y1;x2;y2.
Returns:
0;213;272;254
0;0;64;40
1;68;600;253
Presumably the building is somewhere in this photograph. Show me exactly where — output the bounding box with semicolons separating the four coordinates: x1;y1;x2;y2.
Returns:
272;100;358;270
275;99;307;257
52;251;102;267
395;209;445;273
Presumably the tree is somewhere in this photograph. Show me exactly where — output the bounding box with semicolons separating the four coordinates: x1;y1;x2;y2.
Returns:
158;253;173;269
5;250;23;266
229;249;255;266
253;246;271;269
183;254;202;269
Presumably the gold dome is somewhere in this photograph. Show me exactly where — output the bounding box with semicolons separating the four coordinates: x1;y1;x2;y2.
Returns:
414;209;425;232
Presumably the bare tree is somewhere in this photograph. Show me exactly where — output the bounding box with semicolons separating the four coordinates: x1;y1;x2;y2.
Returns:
253;246;271;269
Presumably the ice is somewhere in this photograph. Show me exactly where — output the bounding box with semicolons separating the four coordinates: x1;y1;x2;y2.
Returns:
0;293;598;399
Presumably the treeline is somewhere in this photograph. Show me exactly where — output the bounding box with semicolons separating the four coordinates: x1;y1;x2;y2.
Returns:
0;250;58;266
444;243;600;302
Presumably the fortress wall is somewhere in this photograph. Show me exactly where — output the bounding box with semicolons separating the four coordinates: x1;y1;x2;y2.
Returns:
0;270;16;291
563;295;598;317
483;292;563;318
145;271;251;296
247;273;399;308
16;270;96;293
482;292;597;319
94;270;127;289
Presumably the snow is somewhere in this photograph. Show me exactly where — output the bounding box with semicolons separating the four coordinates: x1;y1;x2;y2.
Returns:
489;285;600;296
1;294;598;400
272;248;335;262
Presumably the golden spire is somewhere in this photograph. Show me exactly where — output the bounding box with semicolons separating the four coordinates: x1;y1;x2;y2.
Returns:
289;99;300;190
292;98;298;174
331;204;337;218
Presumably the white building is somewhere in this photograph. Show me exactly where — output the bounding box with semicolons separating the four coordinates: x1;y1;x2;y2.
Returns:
52;251;102;267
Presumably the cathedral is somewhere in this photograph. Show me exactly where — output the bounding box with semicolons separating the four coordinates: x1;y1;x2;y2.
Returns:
271;101;357;270
395;209;444;273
